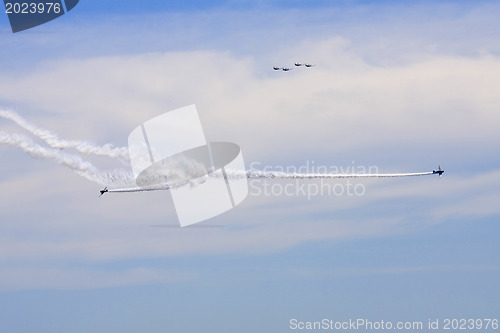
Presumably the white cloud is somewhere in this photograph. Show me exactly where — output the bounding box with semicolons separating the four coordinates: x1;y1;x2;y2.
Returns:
0;47;499;258
1;46;499;157
1;3;499;289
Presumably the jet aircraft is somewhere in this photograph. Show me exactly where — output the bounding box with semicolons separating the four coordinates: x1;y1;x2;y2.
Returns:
433;166;444;177
99;187;108;197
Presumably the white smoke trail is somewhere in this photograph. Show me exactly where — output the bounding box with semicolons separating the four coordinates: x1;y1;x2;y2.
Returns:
0;131;135;186
246;170;434;179
0;110;438;194
0;109;129;161
108;186;170;193
107;168;435;193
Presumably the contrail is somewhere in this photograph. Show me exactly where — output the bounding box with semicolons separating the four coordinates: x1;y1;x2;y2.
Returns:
0;109;129;161
105;169;435;194
0;111;440;194
0;131;134;186
246;170;434;179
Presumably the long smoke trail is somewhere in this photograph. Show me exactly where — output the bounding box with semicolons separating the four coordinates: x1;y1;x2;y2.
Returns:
0;131;134;186
0;109;129;161
0;111;439;194
247;170;434;179
107;169;435;193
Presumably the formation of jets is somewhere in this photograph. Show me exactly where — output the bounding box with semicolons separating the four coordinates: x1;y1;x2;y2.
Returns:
273;63;315;71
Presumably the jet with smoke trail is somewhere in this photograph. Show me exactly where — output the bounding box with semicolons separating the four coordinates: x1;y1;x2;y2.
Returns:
100;168;440;195
0;126;442;195
0;110;444;197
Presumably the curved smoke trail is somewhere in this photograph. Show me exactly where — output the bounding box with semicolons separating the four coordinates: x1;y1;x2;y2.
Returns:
0;132;134;186
1;110;439;194
0;109;129;161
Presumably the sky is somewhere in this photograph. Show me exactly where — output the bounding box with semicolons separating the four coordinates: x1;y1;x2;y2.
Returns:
0;1;499;332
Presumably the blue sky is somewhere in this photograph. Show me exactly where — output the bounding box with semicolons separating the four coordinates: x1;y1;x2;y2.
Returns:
0;1;499;332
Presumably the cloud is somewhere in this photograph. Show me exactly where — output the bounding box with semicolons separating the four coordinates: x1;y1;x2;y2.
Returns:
1;2;500;290
1;47;499;257
1;46;499;157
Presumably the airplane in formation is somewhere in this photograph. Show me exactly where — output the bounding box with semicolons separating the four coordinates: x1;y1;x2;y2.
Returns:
274;63;315;71
294;63;315;67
